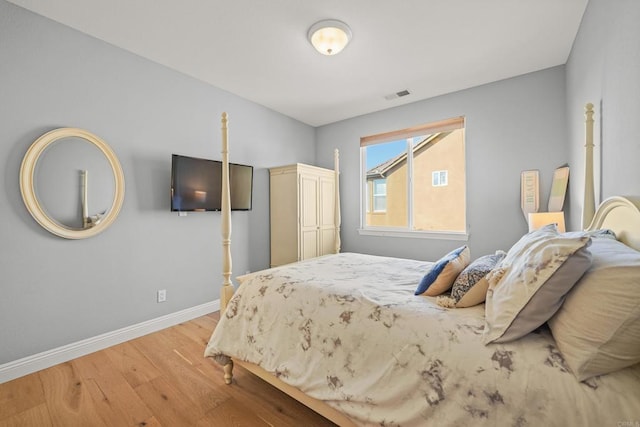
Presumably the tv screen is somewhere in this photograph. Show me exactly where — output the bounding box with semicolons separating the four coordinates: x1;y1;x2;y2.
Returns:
171;154;253;212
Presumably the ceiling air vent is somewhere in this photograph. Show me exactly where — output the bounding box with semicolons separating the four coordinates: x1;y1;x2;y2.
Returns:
384;89;411;101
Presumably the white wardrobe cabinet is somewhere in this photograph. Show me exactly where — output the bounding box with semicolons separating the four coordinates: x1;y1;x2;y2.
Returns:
269;163;337;267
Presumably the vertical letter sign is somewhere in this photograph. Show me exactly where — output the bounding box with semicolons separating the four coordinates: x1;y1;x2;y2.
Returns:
521;170;539;221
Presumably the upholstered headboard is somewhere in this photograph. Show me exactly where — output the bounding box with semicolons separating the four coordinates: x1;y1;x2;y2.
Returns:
586;196;640;251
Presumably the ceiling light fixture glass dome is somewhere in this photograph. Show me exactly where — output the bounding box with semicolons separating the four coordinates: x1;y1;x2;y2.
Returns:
307;19;352;56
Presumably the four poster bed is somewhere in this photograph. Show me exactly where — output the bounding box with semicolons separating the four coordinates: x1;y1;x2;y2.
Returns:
205;107;640;426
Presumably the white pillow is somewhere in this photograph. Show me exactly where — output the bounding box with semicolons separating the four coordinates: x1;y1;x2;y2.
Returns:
548;237;640;380
483;225;592;344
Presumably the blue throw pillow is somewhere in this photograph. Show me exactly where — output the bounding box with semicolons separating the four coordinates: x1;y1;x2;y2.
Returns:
415;245;470;296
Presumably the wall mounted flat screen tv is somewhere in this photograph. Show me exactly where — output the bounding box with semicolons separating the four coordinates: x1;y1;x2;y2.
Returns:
171;154;253;212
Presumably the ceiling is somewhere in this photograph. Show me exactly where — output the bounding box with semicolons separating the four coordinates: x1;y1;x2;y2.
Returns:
8;0;588;127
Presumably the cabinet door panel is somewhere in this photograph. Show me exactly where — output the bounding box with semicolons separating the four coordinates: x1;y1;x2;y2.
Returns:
300;175;318;228
319;177;335;227
320;228;335;257
301;229;318;260
299;174;319;260
319;176;336;256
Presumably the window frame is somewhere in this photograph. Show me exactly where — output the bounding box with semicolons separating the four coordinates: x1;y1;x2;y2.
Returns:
432;170;448;187
372;178;387;213
359;117;468;241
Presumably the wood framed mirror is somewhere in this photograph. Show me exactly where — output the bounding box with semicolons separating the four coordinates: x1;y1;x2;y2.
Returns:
20;128;125;239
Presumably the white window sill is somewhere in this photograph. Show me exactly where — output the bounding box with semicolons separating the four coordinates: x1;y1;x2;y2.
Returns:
357;228;469;241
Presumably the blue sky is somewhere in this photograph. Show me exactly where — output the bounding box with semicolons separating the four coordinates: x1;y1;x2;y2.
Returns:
365;139;406;169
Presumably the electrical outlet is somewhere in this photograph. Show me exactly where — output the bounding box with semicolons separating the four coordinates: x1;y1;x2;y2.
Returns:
157;289;167;303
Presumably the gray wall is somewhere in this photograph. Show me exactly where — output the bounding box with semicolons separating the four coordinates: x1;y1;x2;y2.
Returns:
316;66;568;262
4;0;638;367
0;1;315;364
566;0;640;229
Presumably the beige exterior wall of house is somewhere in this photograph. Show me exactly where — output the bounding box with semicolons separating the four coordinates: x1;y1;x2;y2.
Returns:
366;129;465;231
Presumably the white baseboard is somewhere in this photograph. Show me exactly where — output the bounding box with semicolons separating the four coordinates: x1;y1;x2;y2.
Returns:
0;300;220;384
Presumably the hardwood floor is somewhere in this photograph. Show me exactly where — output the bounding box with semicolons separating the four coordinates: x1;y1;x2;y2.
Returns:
0;312;337;427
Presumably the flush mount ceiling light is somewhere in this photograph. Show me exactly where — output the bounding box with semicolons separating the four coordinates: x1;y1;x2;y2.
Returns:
307;19;352;56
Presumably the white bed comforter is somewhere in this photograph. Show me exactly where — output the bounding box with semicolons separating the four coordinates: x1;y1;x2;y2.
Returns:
205;253;640;426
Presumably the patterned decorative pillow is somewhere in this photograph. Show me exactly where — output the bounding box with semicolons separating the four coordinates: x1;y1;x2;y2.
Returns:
483;224;592;344
548;237;640;380
448;251;506;307
415;246;470;296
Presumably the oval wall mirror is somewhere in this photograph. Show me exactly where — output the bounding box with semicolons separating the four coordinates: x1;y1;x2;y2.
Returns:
20;128;125;239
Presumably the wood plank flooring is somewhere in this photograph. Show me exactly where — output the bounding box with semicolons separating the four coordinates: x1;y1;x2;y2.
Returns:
0;312;337;427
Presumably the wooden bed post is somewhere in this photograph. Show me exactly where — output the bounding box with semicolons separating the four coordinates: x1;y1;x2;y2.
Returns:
220;112;234;313
334;149;341;253
220;112;235;384
582;103;596;229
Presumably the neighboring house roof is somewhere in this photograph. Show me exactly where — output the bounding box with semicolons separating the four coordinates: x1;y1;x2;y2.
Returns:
366;131;452;179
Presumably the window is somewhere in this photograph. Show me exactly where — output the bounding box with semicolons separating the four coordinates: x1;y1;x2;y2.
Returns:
432;170;448;187
360;116;466;237
372;179;387;212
